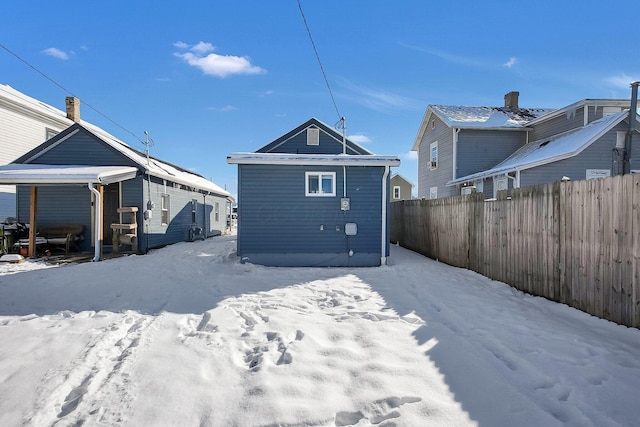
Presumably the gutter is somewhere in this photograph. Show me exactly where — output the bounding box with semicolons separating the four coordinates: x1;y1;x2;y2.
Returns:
88;183;101;262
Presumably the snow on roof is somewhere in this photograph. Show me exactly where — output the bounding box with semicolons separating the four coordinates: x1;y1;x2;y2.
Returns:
227;152;400;166
67;125;232;199
448;110;629;185
0;84;231;199
0;164;138;185
431;105;554;129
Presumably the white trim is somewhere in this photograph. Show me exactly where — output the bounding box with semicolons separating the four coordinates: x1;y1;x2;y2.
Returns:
305;171;336;197
227;153;400;167
23;128;80;163
393;185;401;199
0;164;137;185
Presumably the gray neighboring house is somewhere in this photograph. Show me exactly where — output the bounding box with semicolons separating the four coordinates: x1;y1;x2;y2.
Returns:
449;109;640;194
412;91;552;199
390;173;414;201
227;118;400;267
0;100;232;259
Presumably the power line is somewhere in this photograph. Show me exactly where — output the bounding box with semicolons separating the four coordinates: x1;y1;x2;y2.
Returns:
296;0;342;120
0;42;146;144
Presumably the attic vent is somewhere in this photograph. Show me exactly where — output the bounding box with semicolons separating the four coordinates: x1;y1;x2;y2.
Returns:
307;127;319;146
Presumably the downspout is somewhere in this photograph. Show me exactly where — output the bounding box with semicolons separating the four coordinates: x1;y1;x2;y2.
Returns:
453;128;460;182
380;165;390;266
88;183;101;262
507;172;518;191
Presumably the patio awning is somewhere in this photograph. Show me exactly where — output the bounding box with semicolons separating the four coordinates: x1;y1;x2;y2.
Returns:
0;164;138;185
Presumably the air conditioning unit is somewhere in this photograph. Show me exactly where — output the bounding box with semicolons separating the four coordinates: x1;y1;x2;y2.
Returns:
430;161;437;168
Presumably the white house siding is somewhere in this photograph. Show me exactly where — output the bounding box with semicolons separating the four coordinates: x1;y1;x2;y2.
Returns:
0;97;68;220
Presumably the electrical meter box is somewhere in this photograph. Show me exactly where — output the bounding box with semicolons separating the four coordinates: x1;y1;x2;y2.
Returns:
345;222;357;236
340;198;350;211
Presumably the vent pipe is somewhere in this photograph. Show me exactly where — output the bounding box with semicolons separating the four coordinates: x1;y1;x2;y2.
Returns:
623;82;639;174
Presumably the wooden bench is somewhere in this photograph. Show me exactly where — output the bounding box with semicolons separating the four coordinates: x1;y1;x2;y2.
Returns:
39;224;83;254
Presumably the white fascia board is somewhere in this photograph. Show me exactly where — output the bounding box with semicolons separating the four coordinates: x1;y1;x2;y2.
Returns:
0;165;138;185
227;153;400;167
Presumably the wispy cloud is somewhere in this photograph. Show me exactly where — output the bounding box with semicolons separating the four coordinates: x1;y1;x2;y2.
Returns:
605;73;640;89
174;41;266;78
338;78;422;113
347;134;371;144
208;105;237;112
41;47;70;60
398;42;486;68
503;57;518;68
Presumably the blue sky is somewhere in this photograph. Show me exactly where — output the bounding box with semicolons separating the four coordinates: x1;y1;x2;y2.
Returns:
1;1;639;198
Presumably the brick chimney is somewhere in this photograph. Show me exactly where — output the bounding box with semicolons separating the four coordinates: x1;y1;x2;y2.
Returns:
65;96;80;123
504;91;519;110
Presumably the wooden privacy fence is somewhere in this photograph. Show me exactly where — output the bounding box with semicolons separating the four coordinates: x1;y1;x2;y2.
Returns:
390;174;640;329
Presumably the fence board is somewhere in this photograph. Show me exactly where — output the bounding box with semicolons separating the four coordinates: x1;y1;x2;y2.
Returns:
389;174;640;329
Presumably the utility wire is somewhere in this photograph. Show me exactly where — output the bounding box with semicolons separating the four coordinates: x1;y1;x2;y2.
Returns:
0;42;146;145
296;0;342;120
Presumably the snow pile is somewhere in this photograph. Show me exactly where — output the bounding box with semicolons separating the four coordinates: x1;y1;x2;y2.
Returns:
0;235;639;426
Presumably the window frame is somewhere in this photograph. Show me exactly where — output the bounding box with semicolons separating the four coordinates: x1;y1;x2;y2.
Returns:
429;186;437;200
393;185;401;200
161;194;170;226
429;141;438;169
305;171;336;197
307;127;320;146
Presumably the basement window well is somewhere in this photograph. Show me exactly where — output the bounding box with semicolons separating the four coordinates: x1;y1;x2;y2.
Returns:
305;172;336;197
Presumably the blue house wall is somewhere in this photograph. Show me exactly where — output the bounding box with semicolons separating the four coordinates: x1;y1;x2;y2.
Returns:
14;125;228;254
237;163;389;267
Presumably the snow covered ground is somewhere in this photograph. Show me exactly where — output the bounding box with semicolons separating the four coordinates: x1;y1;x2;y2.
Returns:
0;234;639;427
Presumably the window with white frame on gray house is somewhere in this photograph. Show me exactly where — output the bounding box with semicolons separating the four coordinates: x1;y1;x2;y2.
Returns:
393;186;401;199
161;194;170;225
429;186;437;200
429;141;438;169
305;172;336;196
191;199;197;224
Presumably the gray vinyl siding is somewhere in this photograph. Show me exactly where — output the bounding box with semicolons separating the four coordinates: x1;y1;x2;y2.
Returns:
417;116;453;198
457;130;526;178
530;106;586;141
27;128;138;167
237;164;386;266
519;123;634;187
16;184;93;251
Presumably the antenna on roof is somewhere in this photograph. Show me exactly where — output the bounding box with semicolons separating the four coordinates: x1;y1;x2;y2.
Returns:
335;117;346;154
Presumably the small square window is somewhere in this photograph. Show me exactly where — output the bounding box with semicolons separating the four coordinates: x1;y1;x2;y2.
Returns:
307;128;319;145
305;172;336;197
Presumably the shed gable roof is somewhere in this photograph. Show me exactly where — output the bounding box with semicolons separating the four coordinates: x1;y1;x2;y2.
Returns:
256;118;373;155
14;123;231;198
